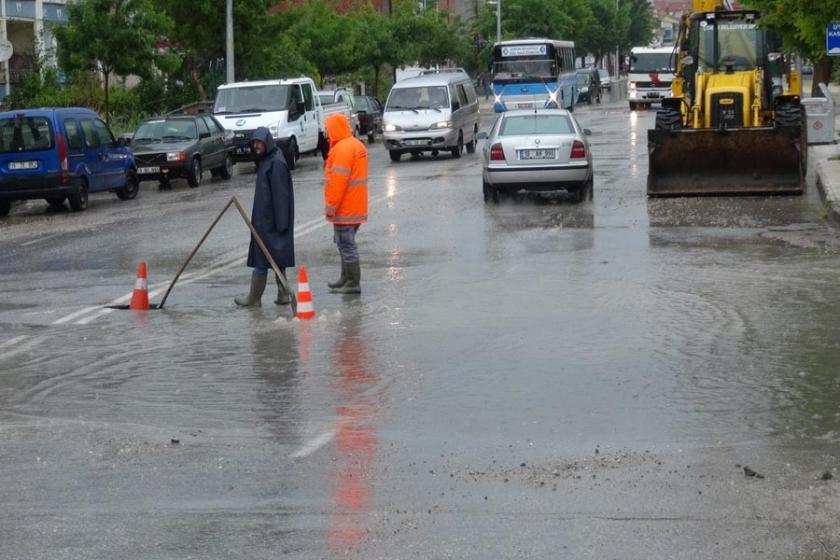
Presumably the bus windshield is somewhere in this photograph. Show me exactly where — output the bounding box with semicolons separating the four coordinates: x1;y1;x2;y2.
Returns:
698;21;759;71
493;60;556;81
630;53;674;73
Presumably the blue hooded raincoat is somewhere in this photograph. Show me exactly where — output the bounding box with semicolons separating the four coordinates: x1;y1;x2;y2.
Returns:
246;127;295;270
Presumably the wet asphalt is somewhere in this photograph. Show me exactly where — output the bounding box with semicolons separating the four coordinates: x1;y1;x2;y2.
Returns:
2;97;840;559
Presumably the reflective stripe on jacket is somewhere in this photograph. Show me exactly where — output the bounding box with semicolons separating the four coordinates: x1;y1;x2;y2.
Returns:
324;113;368;225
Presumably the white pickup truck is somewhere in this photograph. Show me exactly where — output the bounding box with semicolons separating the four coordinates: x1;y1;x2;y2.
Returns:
213;77;328;169
317;89;360;137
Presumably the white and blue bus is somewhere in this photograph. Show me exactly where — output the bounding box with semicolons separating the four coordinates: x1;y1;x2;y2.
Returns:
490;39;577;112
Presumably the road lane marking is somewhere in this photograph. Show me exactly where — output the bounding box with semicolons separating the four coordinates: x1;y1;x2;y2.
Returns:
289;430;336;458
21;232;63;247
0;335;29;349
0;336;47;363
52;306;103;325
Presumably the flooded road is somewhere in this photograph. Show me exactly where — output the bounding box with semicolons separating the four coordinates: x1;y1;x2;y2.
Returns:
2;100;840;559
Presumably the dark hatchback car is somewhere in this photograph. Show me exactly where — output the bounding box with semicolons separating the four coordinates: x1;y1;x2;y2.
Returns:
575;68;601;104
131;115;234;188
355;96;383;143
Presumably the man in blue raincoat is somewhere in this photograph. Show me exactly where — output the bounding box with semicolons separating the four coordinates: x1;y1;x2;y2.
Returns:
235;127;295;307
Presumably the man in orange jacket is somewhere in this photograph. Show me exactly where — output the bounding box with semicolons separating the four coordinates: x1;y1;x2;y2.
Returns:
324;113;368;294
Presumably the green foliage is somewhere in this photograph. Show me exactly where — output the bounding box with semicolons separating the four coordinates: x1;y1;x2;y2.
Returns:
54;0;174;121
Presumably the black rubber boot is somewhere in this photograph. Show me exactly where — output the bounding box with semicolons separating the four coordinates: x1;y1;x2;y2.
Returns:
327;260;347;290
274;272;291;305
333;261;360;294
234;271;267;306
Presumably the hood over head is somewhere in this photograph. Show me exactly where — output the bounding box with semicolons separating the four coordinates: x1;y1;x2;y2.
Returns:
325;113;353;147
250;127;277;156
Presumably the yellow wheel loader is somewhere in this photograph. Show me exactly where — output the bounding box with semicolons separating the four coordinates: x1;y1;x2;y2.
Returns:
647;0;806;196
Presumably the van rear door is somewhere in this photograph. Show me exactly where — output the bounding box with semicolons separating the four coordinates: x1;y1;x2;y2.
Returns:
0;115;58;189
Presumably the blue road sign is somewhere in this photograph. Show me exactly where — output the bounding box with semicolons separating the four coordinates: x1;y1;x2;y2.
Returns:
828;22;840;57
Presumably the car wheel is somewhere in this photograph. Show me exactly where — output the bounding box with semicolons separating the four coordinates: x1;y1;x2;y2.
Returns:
187;158;202;188
451;134;463;159
466;126;477;154
629;101;637;111
116;170;139;200
318;134;329;161
0;199;11;217
367;132;375;143
216;153;233;180
482;179;499;204
68;179;89;212
389;150;402;163
46;196;66;209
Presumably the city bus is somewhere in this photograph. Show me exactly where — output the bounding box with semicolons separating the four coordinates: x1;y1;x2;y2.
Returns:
490;39;577;112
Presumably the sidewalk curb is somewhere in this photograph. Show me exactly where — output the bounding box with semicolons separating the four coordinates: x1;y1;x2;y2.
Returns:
816;156;840;223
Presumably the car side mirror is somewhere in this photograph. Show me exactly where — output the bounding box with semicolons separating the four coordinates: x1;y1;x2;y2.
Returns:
476;132;488;140
116;136;130;147
682;55;694;66
584;129;592;136
452;101;461;111
200;132;211;139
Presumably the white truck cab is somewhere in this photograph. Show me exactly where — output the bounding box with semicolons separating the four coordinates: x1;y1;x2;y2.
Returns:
627;46;676;110
213;77;326;169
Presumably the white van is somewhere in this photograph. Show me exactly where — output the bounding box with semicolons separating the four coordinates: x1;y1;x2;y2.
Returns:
382;69;480;162
627;46;676;110
213;77;326;169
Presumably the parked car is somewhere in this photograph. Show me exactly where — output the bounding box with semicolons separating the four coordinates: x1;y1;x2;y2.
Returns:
576;68;602;104
480;108;593;203
131;114;233;188
355;96;383;142
214;77;326;169
597;68;611;91
382;69;480;162
0;107;138;217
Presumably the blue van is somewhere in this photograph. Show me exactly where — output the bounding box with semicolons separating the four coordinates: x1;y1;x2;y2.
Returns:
0;108;138;217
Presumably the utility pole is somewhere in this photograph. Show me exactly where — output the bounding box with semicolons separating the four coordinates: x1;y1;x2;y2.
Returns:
496;0;501;44
225;0;234;83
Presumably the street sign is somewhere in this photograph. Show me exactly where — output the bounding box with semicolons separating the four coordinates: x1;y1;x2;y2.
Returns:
828;22;840;57
0;40;13;63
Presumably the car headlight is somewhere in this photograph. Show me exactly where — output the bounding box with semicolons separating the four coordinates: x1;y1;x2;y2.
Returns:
384;123;400;132
429;121;452;130
167;151;186;162
268;122;281;138
628;81;636;91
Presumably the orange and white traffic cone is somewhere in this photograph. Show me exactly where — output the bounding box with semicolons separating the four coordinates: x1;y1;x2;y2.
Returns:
129;261;150;311
295;266;315;320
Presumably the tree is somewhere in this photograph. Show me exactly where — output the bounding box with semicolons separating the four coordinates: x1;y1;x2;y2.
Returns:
745;0;838;94
54;0;174;122
351;7;403;97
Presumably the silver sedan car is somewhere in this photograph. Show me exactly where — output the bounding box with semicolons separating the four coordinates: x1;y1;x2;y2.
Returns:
480;109;594;203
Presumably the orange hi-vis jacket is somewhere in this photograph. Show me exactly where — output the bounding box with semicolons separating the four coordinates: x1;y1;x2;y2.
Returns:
324;113;368;225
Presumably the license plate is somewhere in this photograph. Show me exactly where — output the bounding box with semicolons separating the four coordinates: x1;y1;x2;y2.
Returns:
516;103;533;109
518;149;556;160
9;161;38;170
138;166;160;174
404;139;426;146
647;93;661;98
236;147;251;154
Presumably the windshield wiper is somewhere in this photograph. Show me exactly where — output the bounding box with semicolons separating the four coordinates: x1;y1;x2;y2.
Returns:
134;137;159;143
162;135;193;141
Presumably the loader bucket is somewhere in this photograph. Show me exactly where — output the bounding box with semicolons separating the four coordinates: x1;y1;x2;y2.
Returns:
647;126;805;197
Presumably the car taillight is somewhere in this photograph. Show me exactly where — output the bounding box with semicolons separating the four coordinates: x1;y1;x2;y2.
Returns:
490;142;505;161
570;140;586;159
56;133;70;185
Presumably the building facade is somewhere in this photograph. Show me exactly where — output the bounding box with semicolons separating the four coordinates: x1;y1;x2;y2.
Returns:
0;0;69;99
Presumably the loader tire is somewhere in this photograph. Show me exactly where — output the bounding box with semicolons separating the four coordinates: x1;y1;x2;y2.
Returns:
775;103;807;174
774;103;801;128
655;108;682;131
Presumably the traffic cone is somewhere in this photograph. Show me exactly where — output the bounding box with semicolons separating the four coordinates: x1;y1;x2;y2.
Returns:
295;266;315;320
129;261;150;311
